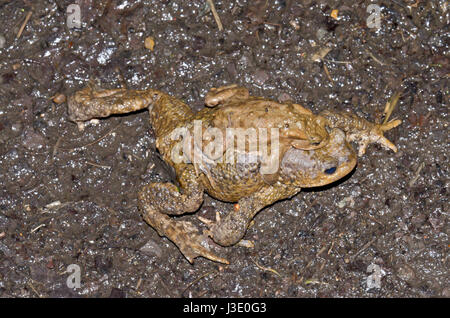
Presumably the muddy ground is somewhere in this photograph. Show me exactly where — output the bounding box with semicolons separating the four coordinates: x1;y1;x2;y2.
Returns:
0;0;448;298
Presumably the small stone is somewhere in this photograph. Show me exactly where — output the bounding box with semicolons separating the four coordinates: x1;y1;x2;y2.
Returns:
253;69;269;86
46;258;55;269
337;196;355;208
52;93;66;104
289;19;300;30
0;34;5;49
139;239;162;257
396;263;416;284
22;128;46;151
144;36;155;51
330;9;339;20
11;122;23;133
442;287;450;297
316;28;331;42
278;93;292;103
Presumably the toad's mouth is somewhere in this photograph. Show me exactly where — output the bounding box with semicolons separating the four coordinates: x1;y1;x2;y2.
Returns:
311;154;357;187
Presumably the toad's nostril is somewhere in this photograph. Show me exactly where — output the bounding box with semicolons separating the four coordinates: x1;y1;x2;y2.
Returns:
324;167;337;174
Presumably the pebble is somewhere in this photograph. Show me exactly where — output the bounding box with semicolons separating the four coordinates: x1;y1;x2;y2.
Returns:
253;69;269;86
11;122;23;133
278;93;292;103
22;128;46;151
139;239;163;258
0;34;5;49
144;36;155;51
52;93;66;104
316;27;331;42
396;263;416;284
337;196;355;208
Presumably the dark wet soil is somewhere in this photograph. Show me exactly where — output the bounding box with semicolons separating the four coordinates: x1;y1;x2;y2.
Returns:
0;0;448;297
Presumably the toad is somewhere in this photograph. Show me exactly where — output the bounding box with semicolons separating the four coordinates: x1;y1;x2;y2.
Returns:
68;84;401;264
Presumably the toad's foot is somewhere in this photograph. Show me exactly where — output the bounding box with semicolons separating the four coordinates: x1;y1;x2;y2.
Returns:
140;193;229;264
139;166;229;264
350;119;402;156
143;211;229;264
320;110;402;156
198;213;255;249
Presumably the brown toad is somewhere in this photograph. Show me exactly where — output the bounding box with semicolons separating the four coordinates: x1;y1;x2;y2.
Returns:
68;84;401;264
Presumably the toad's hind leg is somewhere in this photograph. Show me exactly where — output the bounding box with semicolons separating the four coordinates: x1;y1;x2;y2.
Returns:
68;84;160;122
139;166;229;264
68;83;194;137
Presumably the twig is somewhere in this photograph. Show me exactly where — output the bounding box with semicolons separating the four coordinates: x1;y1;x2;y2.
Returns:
311;47;332;62
17;11;33;39
38;201;73;213
182;270;217;296
323;64;333;83
86;161;111;169
351;237;377;259
27;281;42;297
383;92;401;124
251;258;281;277
25;184;44;194
316;244;328;257
304;278;329;286
51;135;63;163
365;48;385;66
53;136;62;156
206;0;223;31
323;58;355;64
60;123;121;151
409;162;424;187
31;224;46;233
135;278;143;291
327;241;335;255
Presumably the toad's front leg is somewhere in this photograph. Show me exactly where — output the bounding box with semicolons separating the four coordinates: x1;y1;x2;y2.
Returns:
320;110;401;156
139;165;229;264
201;184;301;247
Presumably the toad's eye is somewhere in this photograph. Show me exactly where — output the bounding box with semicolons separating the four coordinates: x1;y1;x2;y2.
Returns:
324;167;336;174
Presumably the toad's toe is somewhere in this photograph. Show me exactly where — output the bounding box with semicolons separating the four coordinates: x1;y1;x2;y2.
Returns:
173;220;229;264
